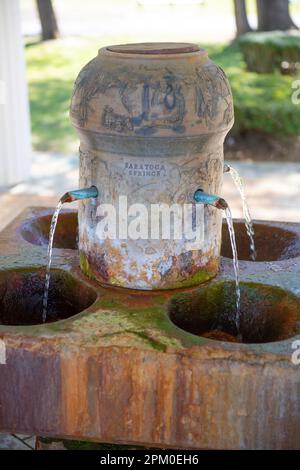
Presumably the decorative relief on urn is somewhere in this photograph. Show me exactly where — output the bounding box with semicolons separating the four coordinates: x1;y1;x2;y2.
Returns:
71;43;234;289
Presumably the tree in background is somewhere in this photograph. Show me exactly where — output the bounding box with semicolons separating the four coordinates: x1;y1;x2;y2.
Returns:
234;0;252;36
234;0;298;35
36;0;60;40
257;0;298;31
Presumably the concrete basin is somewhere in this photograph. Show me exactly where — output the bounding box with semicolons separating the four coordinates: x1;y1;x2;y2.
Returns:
221;220;300;261
0;268;96;325
169;281;300;343
20;210;78;250
0;207;300;449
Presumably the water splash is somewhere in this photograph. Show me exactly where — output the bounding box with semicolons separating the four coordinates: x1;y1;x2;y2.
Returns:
227;164;256;261
224;206;241;331
42;201;63;323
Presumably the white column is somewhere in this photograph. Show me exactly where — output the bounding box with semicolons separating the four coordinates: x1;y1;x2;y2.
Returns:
0;0;31;188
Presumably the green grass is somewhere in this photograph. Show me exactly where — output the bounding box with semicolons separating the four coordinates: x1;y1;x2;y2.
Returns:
26;37;99;153
208;42;300;137
25;36;300;153
239;30;300;73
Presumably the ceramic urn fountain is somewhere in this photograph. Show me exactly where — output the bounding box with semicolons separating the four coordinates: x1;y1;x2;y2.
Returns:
70;42;234;289
1;42;300;450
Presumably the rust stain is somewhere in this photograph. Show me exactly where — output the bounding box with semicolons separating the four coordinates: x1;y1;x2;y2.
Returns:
60;350;90;435
1;206;300;447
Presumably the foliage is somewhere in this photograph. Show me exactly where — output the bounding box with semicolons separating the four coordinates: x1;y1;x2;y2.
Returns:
208;42;300;136
239;31;300;73
25;37;300;153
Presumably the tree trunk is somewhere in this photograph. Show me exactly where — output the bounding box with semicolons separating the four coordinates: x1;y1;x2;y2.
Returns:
36;0;59;40
256;0;298;31
234;0;252;36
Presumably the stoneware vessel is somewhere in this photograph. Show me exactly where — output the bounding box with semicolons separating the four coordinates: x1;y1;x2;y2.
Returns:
70;42;234;289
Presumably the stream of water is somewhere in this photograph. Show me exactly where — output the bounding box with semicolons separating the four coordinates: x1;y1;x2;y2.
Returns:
42;191;243;331
224;206;241;331
42;201;63;323
227;164;256;261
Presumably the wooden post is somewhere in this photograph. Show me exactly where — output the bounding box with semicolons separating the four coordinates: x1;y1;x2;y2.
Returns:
0;0;31;188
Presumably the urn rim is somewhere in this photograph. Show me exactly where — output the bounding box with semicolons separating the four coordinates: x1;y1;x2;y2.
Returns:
101;42;207;59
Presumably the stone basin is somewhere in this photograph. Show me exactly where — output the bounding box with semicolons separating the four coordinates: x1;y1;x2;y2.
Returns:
0;207;300;449
20;210;78;250
169;281;300;343
19;210;300;264
221;220;300;261
0;268;97;325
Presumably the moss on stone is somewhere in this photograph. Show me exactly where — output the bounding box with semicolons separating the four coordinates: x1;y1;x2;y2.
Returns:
63;440;144;450
40;437;144;450
98;298;120;309
165;270;214;290
100;329;167;351
79;251;95;280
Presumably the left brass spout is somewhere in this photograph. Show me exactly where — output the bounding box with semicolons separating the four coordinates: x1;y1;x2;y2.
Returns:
194;189;228;210
60;186;98;204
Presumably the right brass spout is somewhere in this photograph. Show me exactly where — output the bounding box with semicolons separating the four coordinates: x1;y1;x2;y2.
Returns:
194;189;228;210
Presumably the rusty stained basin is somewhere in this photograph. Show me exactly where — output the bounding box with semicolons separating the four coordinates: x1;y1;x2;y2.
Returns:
0;268;97;325
1;207;300;450
20;210;78;250
221;220;300;262
168;281;300;343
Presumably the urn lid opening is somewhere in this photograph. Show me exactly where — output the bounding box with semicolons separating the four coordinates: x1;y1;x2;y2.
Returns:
106;42;201;55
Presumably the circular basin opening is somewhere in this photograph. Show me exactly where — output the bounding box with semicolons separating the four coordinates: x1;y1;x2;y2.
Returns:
221;222;300;261
0;269;97;325
20;211;78;250
168;282;300;343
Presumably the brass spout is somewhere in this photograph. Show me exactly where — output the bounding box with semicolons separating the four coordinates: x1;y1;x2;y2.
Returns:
60;186;98;204
194;189;228;210
224;163;230;173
